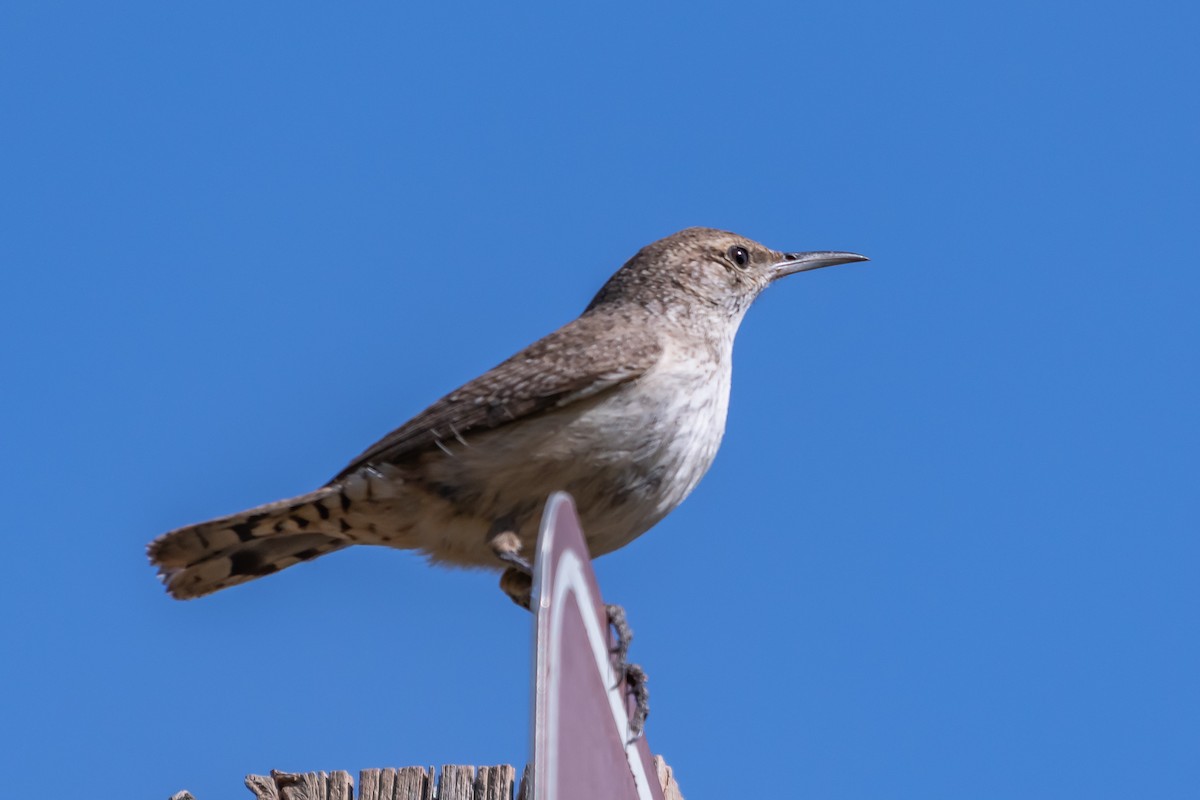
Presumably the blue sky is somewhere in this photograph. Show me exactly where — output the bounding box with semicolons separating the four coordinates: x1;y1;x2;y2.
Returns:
1;2;1196;798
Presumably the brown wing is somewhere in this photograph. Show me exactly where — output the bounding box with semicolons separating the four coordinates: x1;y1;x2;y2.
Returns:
333;313;662;480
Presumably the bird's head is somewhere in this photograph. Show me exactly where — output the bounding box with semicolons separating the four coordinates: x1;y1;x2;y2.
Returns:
586;227;867;319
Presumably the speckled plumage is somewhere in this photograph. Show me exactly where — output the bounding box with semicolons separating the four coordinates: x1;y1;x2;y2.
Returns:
148;227;866;599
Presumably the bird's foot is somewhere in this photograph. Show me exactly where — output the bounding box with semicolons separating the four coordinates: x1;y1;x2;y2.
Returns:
606;602;634;665
491;529;534;609
606;603;650;738
499;567;532;610
623;662;649;739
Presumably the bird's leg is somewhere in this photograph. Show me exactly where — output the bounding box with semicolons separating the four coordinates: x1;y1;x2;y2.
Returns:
605;603;650;738
488;529;532;573
488;519;533;608
488;519;648;733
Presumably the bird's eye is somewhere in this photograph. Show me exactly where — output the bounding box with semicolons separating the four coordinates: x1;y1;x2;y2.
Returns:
728;246;750;268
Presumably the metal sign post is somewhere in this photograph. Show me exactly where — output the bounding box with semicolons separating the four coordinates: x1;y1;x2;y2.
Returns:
530;492;665;800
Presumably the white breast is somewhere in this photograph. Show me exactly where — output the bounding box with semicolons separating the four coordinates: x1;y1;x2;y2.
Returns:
554;335;733;554
406;334;735;565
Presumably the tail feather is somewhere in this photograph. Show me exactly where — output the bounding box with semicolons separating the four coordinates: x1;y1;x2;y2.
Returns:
148;486;352;599
162;533;348;599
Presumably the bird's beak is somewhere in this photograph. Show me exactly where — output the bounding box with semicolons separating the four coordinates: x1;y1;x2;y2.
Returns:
771;250;869;279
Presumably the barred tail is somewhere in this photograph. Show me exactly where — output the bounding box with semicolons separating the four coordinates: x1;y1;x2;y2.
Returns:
147;487;351;600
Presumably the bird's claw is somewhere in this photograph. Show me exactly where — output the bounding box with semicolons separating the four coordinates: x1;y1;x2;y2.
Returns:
623;662;649;739
605;603;650;738
500;567;533;609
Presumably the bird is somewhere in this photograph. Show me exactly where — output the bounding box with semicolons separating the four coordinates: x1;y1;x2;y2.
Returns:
148;227;867;605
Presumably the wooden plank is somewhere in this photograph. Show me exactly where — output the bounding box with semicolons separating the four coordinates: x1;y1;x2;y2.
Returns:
243;761;680;800
474;765;516;800
276;770;322;800
399;765;433;800
438;765;475;800
327;771;354;800
653;756;684;800
516;764;531;800
359;766;431;800
360;768;392;800
246;774;281;800
243;770;353;800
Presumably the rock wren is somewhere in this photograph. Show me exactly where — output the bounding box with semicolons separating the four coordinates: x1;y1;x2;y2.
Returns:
148;227;866;602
